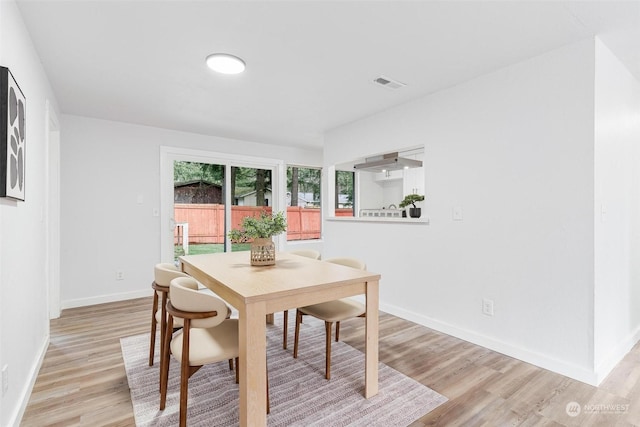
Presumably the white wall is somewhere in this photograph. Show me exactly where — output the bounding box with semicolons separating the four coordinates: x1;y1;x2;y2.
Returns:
324;39;599;383
60;115;322;308
593;38;640;382
0;1;61;425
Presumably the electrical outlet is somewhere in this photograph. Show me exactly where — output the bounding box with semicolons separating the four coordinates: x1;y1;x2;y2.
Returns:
482;298;494;316
116;271;124;281
2;365;8;396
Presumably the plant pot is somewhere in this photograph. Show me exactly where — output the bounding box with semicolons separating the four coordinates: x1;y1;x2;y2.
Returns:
250;237;276;266
409;207;421;218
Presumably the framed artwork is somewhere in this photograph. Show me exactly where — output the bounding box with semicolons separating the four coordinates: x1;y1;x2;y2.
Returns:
0;66;26;201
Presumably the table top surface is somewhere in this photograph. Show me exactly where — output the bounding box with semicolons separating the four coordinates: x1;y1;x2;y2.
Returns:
179;251;380;304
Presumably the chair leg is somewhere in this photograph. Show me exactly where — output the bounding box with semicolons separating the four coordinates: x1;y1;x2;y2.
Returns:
178;319;191;427
335;321;340;342
229;359;234;370
158;291;169;391
325;321;333;380
149;291;159;366
159;315;174;410
293;309;303;358
283;310;288;349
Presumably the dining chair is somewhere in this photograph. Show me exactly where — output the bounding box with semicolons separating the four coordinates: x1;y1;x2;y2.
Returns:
293;257;366;379
159;277;268;427
282;249;321;349
149;263;189;366
150;264;234;392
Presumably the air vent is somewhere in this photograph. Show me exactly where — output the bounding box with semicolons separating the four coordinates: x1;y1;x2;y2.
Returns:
373;75;406;90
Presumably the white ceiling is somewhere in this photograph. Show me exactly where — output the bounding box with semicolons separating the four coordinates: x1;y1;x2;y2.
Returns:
16;1;640;149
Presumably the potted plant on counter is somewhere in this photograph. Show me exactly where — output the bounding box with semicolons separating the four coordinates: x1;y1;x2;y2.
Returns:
228;210;287;266
399;194;425;218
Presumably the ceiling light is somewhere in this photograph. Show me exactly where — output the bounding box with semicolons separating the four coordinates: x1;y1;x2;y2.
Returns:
206;53;246;74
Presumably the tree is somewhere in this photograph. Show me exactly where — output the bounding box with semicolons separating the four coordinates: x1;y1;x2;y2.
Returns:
335;170;354;206
290;167;299;206
256;168;267;206
174;161;223;184
287;166;320;206
174;161;274;206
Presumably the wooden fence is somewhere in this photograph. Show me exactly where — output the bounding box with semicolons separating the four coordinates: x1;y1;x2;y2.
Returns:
173;204;323;243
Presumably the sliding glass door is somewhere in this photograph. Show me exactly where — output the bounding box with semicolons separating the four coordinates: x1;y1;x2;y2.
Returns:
173;160;226;258
229;166;273;252
160;147;284;262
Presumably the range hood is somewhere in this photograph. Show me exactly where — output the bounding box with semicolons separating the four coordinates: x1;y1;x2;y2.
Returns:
353;152;422;172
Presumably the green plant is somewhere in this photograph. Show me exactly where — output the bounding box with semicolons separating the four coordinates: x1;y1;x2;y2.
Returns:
228;210;287;242
399;194;425;209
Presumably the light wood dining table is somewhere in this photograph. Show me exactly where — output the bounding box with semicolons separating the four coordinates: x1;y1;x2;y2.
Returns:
179;251;381;427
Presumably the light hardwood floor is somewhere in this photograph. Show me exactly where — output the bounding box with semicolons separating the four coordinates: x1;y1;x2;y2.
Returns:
21;297;640;426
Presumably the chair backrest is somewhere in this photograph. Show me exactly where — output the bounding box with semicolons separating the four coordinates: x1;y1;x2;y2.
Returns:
324;257;366;270
170;277;229;328
154;263;189;287
289;249;321;260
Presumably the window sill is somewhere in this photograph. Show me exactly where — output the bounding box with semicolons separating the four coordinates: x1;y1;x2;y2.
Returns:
326;216;429;224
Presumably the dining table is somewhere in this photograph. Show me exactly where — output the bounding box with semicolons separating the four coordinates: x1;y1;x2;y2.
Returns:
179;250;381;427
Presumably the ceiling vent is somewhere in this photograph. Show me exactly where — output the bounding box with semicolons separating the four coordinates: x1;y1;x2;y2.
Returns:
373;75;406;90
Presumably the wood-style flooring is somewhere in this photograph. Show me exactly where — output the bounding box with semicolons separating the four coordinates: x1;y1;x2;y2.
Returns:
21;297;640;426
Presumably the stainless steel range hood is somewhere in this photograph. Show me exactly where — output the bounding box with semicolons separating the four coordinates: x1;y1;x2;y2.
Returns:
353;152;422;172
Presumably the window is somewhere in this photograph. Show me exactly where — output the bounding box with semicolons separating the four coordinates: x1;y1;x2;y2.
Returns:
328;146;424;220
287;166;321;240
335;170;354;217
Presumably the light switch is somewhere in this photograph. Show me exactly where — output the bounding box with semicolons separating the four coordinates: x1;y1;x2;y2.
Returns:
453;206;463;221
136;194;144;204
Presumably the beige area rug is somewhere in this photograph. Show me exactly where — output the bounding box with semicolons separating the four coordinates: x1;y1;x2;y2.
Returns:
121;312;447;426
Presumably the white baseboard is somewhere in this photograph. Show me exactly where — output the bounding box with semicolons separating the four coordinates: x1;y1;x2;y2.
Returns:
595;325;640;384
380;301;599;386
61;289;150;310
57;290;638;386
9;333;49;427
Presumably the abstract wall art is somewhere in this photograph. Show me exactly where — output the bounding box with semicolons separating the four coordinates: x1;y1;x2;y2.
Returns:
0;66;26;200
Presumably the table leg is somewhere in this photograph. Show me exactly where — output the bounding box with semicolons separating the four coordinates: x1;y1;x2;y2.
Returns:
365;280;379;398
239;301;267;427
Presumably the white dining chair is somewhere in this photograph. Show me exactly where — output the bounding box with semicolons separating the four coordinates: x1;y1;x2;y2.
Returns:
292;257;366;379
159;277;269;427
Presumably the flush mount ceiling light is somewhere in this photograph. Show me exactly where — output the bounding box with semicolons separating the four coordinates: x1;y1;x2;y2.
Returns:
206;53;246;74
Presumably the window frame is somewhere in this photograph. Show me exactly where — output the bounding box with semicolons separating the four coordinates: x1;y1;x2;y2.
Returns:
160;146;285;261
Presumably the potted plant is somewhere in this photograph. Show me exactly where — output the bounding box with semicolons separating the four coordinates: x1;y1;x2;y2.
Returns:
228;210;287;265
399;194;425;218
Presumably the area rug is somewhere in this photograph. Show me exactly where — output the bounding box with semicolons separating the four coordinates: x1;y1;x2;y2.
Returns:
121;313;447;426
